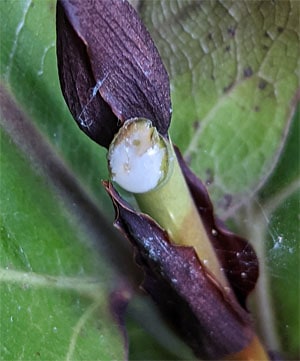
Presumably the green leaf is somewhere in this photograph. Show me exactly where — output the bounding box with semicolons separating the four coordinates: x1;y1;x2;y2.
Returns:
253;107;300;358
1;2;129;355
0;0;112;216
139;3;299;357
218;108;299;360
140;0;299;212
1;0;299;360
0;127;125;360
0;2;171;359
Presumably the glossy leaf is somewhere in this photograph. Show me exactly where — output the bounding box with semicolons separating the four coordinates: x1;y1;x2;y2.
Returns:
243;107;300;359
0;0;299;359
0;124;126;360
0;0;113;215
140;0;299;213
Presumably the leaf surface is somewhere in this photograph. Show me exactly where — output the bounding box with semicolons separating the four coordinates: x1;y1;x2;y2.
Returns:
140;0;299;211
139;2;299;357
0;0;299;359
0;126;126;360
0;0;113;214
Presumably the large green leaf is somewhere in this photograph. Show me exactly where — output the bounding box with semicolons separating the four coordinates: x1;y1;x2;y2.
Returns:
225;107;299;359
0;0;299;360
140;0;299;212
140;3;299;358
0;0;112;215
250;107;300;357
0;126;126;360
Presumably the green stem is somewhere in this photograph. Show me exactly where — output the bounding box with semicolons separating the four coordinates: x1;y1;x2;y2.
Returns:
108;117;228;287
108;118;270;359
135;140;228;287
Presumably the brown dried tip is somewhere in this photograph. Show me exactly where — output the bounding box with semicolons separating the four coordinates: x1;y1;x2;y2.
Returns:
56;0;171;148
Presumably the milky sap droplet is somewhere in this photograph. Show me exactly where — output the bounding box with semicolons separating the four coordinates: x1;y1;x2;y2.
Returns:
108;118;168;193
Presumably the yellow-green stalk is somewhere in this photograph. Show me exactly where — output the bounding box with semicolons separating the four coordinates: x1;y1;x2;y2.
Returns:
107;117;269;361
108;117;228;287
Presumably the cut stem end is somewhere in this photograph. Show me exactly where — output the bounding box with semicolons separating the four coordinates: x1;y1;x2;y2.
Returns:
108;118;170;194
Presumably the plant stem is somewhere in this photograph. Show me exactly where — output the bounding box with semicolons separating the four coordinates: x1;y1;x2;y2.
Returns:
108;118;270;360
135;141;229;288
108;117;228;287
